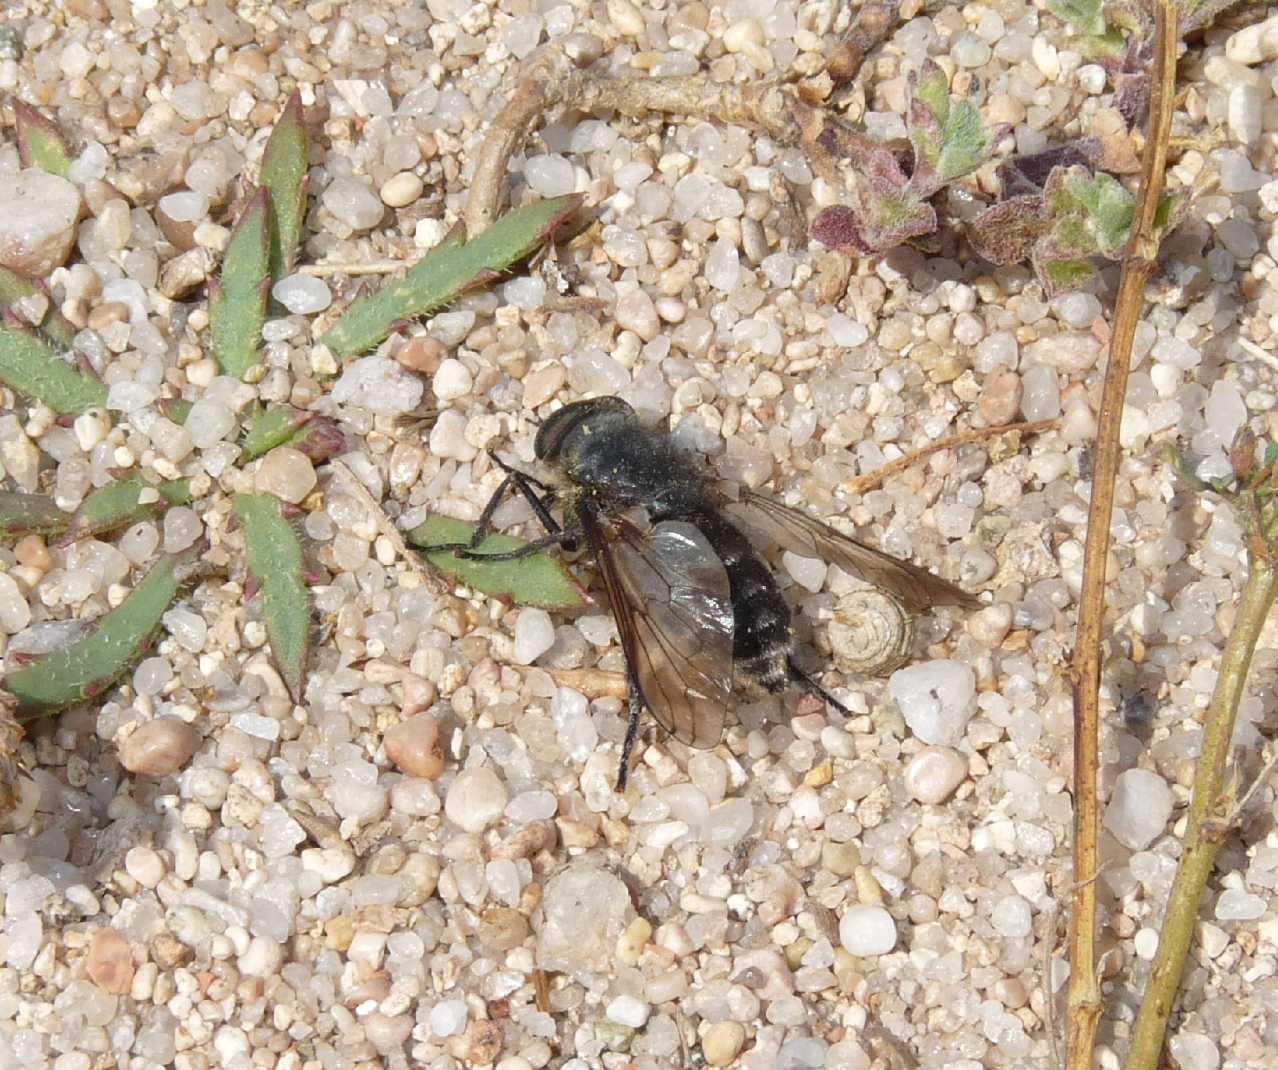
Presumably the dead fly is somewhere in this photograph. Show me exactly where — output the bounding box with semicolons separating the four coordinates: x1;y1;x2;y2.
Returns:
423;397;979;788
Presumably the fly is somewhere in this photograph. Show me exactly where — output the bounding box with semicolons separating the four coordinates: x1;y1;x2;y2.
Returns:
423;397;979;788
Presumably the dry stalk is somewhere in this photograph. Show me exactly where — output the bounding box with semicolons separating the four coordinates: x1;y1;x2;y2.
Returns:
465;17;904;236
1124;557;1278;1068
1065;3;1180;1068
843;418;1058;496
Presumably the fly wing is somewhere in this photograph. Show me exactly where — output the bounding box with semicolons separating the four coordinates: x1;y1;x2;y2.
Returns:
586;506;735;748
722;488;980;614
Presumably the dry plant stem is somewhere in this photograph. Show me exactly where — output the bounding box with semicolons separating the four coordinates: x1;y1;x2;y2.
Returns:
466;45;879;233
843;418;1058;495
1065;3;1179;1068
301;261;407;276
827;0;901;85
330;461;444;593
1124;556;1278;1069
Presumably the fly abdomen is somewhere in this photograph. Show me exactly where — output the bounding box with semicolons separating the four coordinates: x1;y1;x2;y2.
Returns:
685;508;792;694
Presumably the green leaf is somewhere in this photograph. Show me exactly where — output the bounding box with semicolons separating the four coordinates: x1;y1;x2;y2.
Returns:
4;553;190;712
234;493;310;701
1040;255;1098;294
0;492;69;540
210;187;271;380
14;102;73;177
1047;0;1108;36
1264;442;1278;468
0;266;76;349
320;195;582;357
1064;170;1134;254
260;92;309;280
407;514;586;611
62;477;192;542
242;405;313;460
907;60;999;194
0;325;107;414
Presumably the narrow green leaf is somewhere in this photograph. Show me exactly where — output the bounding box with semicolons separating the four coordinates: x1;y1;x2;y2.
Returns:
4;553;189;712
234;493;309;701
261;92;309;280
62;477;192;542
210;187;271;380
242;405;313;460
14;102;73;177
407;514;586;611
1264;442;1278;468
320;194;582;357
0;325;107;414
0;266;76;349
0;492;69;540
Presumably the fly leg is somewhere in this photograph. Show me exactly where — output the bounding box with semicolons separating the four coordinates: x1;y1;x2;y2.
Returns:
617;674;645;791
787;655;855;717
423;528;583;561
419;449;576;556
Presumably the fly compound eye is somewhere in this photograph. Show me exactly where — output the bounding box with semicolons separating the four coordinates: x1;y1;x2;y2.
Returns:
534;397;635;460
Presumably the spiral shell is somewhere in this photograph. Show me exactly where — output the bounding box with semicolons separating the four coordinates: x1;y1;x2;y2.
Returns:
828;589;915;676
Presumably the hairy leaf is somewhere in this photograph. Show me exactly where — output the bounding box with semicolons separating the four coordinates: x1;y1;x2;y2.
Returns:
0;325;107;414
14;102;72;177
320;195;582;357
62;477;192;543
4;553;192;712
234;493;310;701
0;493;70;540
210;188;271;380
260;92;309;279
408;514;586;611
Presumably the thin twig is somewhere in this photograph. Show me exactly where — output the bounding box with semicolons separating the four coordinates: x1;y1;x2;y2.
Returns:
1217;743;1278;830
1125;557;1278;1069
300;261;407;277
827;0;902;86
1065;4;1180;1069
843;418;1058;495
330;460;444;593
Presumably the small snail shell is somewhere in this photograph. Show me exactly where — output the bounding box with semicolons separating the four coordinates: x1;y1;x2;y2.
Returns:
828;589;915;677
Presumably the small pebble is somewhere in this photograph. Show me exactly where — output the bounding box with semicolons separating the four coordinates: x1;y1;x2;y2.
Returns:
1226;15;1278;65
605;995;651;1028
513;608;556;665
839;905;897;956
322;177;384;231
888;660;977;747
118;717;200;777
1103;768;1173;850
1168;1031;1221;1070
384;713;446;779
903;747;967;804
0;169;82;276
432;358;473;402
255;446;317;503
271;273;332;314
1215;888;1266;921
86;928;135;994
430;998;468;1038
445;766;508;832
123;846;166;888
380;171;424;208
978;370;1022;426
702;1021;746;1066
